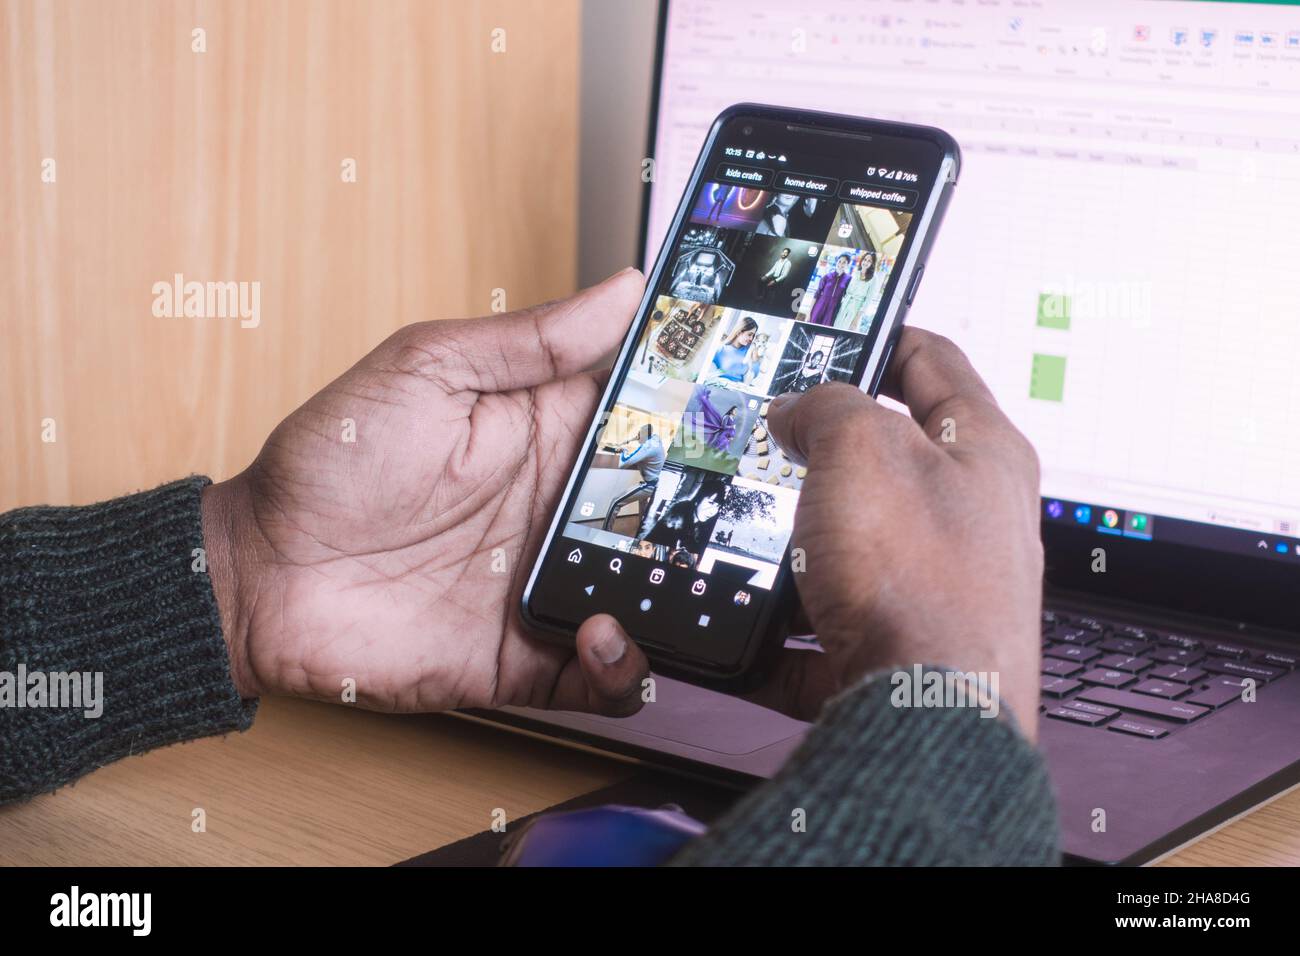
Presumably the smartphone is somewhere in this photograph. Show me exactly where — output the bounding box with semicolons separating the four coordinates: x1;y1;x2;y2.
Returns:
522;103;959;682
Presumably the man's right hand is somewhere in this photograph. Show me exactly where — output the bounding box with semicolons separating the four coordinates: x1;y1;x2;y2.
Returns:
758;327;1045;738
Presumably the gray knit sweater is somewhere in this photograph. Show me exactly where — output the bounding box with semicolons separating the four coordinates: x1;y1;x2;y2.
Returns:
0;478;1059;865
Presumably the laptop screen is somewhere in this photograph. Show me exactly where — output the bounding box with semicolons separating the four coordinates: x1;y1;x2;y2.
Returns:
645;0;1300;575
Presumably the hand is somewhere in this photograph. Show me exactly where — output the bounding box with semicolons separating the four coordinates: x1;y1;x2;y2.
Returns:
760;328;1044;736
585;328;1044;737
201;270;651;716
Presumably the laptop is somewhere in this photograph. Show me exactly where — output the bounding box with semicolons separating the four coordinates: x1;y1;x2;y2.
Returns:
467;0;1300;865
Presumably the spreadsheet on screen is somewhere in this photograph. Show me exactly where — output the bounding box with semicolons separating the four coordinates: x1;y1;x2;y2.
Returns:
647;0;1300;545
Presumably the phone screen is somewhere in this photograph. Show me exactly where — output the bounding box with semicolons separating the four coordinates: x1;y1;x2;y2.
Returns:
526;109;953;675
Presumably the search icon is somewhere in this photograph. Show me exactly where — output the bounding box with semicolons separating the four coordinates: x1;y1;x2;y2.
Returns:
609;558;622;574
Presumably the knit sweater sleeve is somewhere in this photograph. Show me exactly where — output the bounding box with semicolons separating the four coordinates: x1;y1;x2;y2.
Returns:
0;477;255;804
670;672;1059;866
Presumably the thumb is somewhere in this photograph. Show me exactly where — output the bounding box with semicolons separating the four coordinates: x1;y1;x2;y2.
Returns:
374;268;645;394
765;381;884;467
545;614;650;717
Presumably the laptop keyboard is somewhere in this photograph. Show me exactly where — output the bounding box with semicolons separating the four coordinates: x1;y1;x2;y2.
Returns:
1040;609;1297;739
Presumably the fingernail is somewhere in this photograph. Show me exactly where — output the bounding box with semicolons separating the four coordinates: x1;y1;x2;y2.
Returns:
592;626;627;665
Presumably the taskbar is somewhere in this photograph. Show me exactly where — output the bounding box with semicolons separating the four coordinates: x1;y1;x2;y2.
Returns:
1042;497;1300;565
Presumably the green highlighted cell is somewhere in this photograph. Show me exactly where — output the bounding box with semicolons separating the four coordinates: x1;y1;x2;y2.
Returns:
1037;293;1071;330
1030;353;1067;402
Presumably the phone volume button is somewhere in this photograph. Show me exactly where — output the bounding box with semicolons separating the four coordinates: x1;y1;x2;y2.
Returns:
905;264;925;306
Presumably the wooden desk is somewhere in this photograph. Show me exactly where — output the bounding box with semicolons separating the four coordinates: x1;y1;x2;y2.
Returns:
2;695;1297;865
0;698;632;866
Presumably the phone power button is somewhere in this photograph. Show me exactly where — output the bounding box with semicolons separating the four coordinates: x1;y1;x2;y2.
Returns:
905;264;925;307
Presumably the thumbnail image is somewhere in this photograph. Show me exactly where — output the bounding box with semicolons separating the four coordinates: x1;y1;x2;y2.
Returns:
568;378;692;540
667;383;765;476
626;537;671;563
768;322;866;396
833;247;888;334
816;199;915;334
708;477;799;565
754;192;837;243
698;309;790;394
689;182;769;231
738;404;808;491
640;466;731;570
797;245;888;333
826;201;913;257
662;225;748;305
822;202;913;323
722;235;821;316
798;245;856;327
629;296;726;385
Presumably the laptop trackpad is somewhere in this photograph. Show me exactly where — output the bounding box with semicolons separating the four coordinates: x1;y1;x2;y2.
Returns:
564;675;809;756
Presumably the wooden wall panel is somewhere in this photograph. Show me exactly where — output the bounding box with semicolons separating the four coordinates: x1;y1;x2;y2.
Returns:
0;0;581;509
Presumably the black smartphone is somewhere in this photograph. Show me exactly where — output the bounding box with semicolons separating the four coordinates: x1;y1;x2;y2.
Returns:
522;103;959;682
